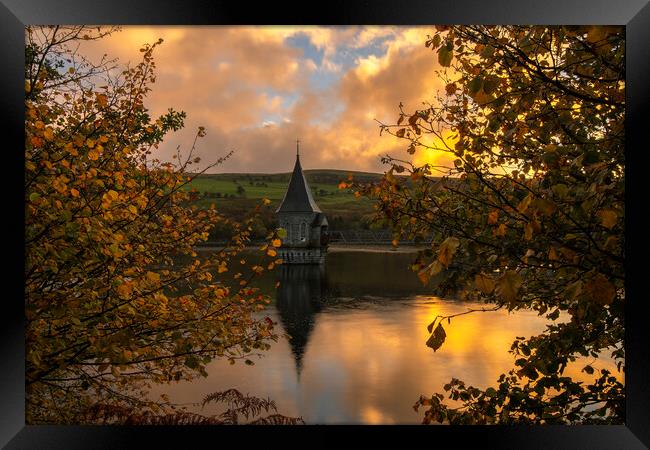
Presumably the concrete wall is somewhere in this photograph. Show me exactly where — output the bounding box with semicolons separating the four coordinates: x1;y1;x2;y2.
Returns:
278;247;327;264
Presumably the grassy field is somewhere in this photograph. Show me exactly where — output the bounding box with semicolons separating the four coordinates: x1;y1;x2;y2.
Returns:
188;169;381;199
186;169;385;238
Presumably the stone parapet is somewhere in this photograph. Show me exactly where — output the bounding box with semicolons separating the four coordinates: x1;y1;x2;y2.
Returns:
278;247;327;265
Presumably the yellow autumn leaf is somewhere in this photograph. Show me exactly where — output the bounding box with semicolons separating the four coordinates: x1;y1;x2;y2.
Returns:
64;142;78;156
517;194;533;214
116;283;132;299
597;209;618;229
418;260;444;286
96;94;108;107
146;271;160;283
267;248;277;257
43;127;54;141
534;198;556;216
524;222;534;241
88;150;99;161
497;270;523;303
585;273;616;305
475;273;495;294
70;188;80;197
417;269;430;286
271;239;281;247
438;236;460;268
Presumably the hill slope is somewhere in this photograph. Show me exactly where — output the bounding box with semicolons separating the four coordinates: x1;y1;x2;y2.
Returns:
186;170;385;239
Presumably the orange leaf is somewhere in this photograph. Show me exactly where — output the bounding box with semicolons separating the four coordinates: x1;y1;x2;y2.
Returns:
597;209;618;229
43;128;54;141
487;210;499;225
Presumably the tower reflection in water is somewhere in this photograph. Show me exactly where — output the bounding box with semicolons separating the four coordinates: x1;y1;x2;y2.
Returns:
274;264;327;379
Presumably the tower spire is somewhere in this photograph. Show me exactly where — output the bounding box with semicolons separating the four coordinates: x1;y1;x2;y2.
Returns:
276;139;321;213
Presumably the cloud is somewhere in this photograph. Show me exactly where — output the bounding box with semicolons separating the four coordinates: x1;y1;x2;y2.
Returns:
76;26;455;173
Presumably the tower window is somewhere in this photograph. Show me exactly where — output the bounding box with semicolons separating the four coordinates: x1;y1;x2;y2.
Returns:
291;223;299;243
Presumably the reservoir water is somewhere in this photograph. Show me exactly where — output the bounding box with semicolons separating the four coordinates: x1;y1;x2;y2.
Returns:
150;249;620;424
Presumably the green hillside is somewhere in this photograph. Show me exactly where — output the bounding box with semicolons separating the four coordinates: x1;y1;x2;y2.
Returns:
189;169;381;199
185;170;386;240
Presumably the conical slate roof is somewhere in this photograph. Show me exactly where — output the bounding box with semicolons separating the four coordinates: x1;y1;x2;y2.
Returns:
276;154;321;213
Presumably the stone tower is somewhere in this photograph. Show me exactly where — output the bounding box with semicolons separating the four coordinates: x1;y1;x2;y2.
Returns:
275;141;328;264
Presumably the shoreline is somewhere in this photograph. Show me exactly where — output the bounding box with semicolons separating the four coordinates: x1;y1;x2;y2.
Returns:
327;244;424;253
194;244;426;254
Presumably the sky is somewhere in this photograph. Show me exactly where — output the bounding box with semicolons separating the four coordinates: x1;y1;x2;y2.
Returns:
78;26;453;174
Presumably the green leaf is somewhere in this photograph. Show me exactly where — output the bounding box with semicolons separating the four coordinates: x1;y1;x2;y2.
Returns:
551;183;568;198
516;364;538;380
29;192;40;202
582;150;600;165
184;356;200;369
468;76;483;95
482;77;500;95
438;43;453;67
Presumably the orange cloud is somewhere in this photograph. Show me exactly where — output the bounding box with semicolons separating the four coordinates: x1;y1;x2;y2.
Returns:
76;26;453;174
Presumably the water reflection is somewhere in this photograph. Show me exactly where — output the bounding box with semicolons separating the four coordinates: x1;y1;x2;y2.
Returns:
275;264;326;378
149;250;622;424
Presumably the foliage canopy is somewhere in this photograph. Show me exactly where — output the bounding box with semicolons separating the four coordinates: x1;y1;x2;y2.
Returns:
361;25;625;424
25;26;282;423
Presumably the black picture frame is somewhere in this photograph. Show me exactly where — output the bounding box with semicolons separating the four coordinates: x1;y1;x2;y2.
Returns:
2;1;648;448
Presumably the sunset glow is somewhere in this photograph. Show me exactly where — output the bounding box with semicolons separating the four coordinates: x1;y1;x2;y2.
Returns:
77;26;455;173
